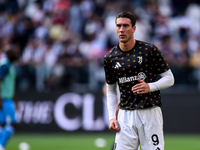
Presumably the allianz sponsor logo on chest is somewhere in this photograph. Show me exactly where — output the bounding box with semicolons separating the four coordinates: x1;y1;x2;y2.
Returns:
119;72;146;83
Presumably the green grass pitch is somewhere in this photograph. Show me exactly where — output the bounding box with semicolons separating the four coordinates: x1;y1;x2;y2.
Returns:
6;133;200;150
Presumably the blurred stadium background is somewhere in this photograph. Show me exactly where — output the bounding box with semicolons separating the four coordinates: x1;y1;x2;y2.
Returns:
0;0;200;150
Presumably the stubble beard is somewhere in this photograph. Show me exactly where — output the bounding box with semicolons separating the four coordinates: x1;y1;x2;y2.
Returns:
119;36;131;44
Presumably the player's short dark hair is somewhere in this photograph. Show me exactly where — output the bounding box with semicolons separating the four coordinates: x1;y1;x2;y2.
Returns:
115;11;136;27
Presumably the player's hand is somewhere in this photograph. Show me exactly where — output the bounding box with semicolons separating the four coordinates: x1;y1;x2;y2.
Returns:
131;78;150;94
109;118;120;132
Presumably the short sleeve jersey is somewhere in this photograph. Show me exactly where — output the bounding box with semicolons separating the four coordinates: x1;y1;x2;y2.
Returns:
104;40;170;110
0;58;16;99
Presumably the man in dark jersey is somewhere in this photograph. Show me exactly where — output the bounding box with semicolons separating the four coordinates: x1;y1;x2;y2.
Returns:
104;11;174;150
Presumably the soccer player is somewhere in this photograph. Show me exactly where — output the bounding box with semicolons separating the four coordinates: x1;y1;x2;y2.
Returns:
103;11;174;150
0;45;19;150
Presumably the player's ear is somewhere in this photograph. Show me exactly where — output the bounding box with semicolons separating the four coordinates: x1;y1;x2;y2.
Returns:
132;25;136;33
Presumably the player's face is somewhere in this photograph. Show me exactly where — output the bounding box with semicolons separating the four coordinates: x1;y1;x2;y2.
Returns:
116;18;135;44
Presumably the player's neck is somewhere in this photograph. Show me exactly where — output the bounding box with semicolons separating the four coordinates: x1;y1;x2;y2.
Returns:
119;39;136;52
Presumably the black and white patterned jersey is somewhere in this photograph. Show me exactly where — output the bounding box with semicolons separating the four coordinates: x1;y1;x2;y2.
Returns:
104;40;170;110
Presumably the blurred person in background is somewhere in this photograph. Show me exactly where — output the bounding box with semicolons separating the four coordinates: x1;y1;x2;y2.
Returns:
104;11;174;150
20;37;46;92
0;39;6;60
58;40;89;90
42;37;64;91
0;45;20;150
189;45;200;90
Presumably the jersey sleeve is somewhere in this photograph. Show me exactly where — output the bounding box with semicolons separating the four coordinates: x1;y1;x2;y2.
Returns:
0;64;9;78
104;55;116;84
150;45;170;74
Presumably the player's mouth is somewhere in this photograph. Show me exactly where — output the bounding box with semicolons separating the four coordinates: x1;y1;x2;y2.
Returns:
119;35;126;38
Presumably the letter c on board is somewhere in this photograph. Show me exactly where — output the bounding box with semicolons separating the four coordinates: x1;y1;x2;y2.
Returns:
54;93;82;131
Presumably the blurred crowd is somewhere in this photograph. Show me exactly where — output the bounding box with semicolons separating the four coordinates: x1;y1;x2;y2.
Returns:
0;0;200;92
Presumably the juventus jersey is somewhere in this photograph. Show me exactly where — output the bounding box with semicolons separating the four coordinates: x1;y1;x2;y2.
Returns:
104;40;170;110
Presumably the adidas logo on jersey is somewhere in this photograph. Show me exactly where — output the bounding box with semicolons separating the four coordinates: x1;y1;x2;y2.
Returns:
114;62;122;69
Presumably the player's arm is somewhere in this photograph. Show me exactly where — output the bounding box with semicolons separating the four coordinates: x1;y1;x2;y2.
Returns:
132;69;174;94
107;83;120;132
115;83;120;119
103;82;120;127
102;83;107;96
148;69;174;92
115;104;119;119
